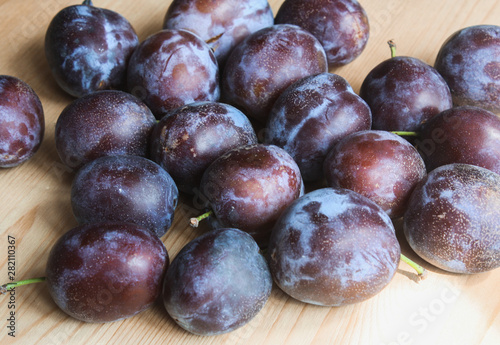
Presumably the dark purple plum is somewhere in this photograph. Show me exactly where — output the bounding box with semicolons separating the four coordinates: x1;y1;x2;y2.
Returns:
71;155;179;238
221;24;327;123
46;221;169;322
415;106;500;175
0;75;44;168
45;0;139;97
324;130;427;218
435;25;500;114
127;29;220;118
200;144;304;244
404;163;500;274
150;102;257;194
163;228;272;335
55;90;156;170
360;53;453;132
268;188;401;306
265;73;372;181
275;0;369;67
163;0;274;65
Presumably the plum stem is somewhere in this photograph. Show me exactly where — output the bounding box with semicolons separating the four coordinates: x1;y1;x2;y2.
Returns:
400;254;427;280
206;33;223;45
391;131;419;137
190;211;213;228
82;0;93;6
205;33;224;54
388;40;397;58
1;277;46;294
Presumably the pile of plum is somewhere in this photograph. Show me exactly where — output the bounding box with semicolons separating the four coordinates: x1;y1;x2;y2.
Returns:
1;0;500;337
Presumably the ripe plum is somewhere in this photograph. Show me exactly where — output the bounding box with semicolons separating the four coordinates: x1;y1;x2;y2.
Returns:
324;130;427;218
275;0;369;67
163;0;274;65
435;25;500;114
268;188;400;306
404;163;500;274
45;0;139;97
360;50;452;132
55;90;156;170
127;29;220;117
416;106;500;175
71;155;179;238
163;228;272;335
200;144;303;244
265;73;372;181
221;24;327;123
150;102;257;194
0;75;44;168
46;221;169;322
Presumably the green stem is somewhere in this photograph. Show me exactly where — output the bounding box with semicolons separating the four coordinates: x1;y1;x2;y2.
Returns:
391;131;419;137
82;0;93;6
400;254;427;280
388;40;397;58
1;277;46;294
190;211;213;228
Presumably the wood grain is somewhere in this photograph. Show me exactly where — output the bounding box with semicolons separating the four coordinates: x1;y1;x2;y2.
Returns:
1;1;499;344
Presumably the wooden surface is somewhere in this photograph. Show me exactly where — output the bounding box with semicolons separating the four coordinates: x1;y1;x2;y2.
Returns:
1;0;500;344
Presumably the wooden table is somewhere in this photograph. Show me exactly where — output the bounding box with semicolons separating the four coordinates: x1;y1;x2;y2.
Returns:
1;0;499;344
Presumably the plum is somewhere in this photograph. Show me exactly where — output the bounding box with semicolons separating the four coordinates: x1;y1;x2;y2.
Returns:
46;221;169;322
163;0;274;65
404;163;500;274
268;188;401;306
265;73;372;181
275;0;369;67
150;102;257;194
127;29;220;118
0;75;44;168
45;0;139;97
71;155;179;238
200;144;304;244
360;46;453;132
435;25;500;114
324;130;427;218
415;106;500;175
163;228;272;335
55;90;156;170
221;24;327;123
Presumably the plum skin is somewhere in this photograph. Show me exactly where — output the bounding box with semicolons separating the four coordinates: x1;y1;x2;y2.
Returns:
268;188;401;306
323;130;427;218
149;101;258;194
45;2;139;97
71;155;179;238
46;222;169;323
275;0;370;67
55;90;156;170
415;106;500;175
0;75;44;168
127;29;220;118
404;164;500;274
163;228;272;336
360;56;453;132
265;72;372;181
163;0;274;65
200;144;304;245
434;24;500;114
221;24;328;123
